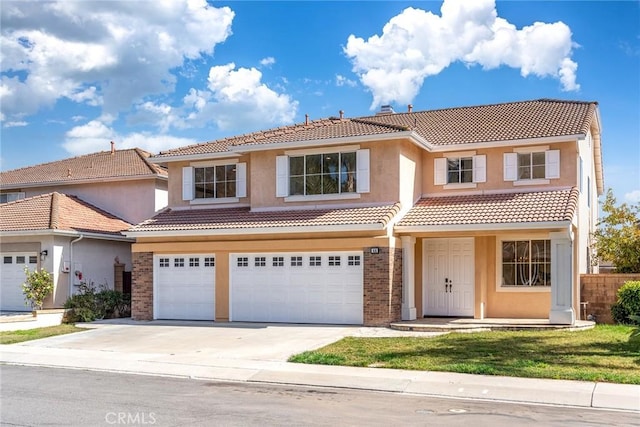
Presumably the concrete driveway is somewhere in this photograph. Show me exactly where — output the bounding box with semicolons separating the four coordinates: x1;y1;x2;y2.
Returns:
17;319;362;362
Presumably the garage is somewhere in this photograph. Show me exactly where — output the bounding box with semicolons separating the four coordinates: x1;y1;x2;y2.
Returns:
154;255;215;320
1;253;38;312
230;251;363;324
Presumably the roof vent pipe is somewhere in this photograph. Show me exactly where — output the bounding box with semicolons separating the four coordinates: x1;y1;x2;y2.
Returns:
110;141;115;154
339;110;344;119
408;104;413;113
305;114;309;125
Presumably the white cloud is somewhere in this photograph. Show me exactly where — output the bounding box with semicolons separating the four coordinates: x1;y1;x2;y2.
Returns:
0;0;234;120
62;118;196;156
336;74;357;87
344;0;580;109
260;57;276;67
3;120;27;128
625;190;640;204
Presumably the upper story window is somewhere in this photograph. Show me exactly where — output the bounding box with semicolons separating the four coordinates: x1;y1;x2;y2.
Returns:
182;162;246;203
276;147;369;200
504;147;559;185
434;153;486;187
0;192;25;204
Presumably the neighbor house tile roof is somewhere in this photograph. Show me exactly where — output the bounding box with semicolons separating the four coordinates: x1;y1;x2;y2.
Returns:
129;203;401;233
154;99;597;158
397;188;579;228
0;148;167;188
0;192;131;235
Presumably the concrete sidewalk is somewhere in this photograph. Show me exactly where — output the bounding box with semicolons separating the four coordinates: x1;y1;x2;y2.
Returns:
1;323;638;413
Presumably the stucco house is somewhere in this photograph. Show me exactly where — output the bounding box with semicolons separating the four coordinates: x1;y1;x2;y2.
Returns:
0;146;167;311
0;193;132;311
126;99;603;326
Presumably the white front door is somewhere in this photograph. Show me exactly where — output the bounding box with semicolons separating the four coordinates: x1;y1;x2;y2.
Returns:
423;238;474;317
1;253;38;311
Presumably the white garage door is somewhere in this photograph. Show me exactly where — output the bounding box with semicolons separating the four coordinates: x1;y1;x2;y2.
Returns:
231;252;363;324
1;253;38;311
154;255;215;321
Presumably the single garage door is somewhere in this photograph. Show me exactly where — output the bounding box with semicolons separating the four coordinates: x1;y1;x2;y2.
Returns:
231;252;363;324
1;253;38;311
154;255;215;320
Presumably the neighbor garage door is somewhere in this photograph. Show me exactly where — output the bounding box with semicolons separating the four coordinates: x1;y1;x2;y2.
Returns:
230;252;363;324
1;253;38;311
154;255;215;320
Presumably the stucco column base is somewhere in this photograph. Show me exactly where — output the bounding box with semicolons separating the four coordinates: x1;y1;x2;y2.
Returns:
549;308;575;325
402;306;417;320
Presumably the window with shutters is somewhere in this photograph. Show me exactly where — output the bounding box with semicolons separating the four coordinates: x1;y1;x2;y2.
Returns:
182;162;246;202
434;153;485;188
503;147;559;185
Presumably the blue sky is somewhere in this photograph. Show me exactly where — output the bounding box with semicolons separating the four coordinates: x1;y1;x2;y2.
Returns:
1;0;638;203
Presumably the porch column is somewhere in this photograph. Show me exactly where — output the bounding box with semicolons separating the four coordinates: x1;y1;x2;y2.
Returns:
401;236;417;320
549;231;575;325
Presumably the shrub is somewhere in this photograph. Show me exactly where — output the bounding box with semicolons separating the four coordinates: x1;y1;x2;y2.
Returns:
611;281;640;325
22;267;54;310
64;281;130;323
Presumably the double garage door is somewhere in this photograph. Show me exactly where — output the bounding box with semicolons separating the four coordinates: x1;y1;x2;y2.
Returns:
154;252;363;324
1;253;38;311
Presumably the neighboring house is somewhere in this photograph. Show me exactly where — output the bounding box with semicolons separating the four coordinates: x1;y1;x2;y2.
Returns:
0;193;132;311
0;144;168;224
126;99;603;326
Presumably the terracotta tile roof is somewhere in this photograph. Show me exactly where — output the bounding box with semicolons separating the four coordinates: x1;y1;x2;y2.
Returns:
0;148;167;188
0;192;132;235
153;99;597;158
397;188;579;228
129;203;401;233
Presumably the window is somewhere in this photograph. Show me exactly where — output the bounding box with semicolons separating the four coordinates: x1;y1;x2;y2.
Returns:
434;155;485;186
29;256;37;264
348;255;361;266
276;149;369;197
328;256;341;266
159;258;170;267
16;256;25;264
3;256;12;264
289;152;356;196
174;258;185;267
189;257;199;267
291;256;303;267
501;240;551;287
310;256;322;267
272;256;284;267
237;257;248;267
254;256;266;267
504;149;559;182
204;257;215;267
0;192;25;204
182;163;246;201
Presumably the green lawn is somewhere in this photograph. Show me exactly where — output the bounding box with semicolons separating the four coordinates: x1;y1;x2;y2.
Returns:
0;324;84;344
289;325;640;384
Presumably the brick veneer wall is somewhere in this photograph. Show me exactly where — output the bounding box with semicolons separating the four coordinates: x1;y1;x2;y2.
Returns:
580;274;640;324
363;247;402;326
132;252;153;320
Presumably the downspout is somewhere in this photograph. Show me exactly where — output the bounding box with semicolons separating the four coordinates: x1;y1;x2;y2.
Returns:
69;234;84;296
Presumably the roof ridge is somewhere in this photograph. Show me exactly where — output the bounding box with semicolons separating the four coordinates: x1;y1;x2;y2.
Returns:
350;117;411;132
133;148;167;177
50;192;60;229
0;148;144;174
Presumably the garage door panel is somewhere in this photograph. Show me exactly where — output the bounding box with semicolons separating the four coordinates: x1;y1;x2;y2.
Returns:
155;255;215;321
1;253;38;311
231;252;363;325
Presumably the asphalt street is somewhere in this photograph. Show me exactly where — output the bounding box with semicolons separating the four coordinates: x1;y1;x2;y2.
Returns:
1;365;638;427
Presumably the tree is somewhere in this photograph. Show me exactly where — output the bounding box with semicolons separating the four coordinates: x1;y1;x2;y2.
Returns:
22;266;54;310
592;189;640;273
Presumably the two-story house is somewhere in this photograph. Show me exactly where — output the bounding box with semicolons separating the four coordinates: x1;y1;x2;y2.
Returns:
126;99;603;326
0;145;168;311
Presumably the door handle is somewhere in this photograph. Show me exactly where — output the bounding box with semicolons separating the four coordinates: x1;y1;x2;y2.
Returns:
445;278;449;292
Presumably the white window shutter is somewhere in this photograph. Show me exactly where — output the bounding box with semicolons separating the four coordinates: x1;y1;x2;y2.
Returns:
434;158;447;185
503;153;517;181
473;155;486;183
236;163;247;198
545;150;560;179
182;166;194;200
356;149;370;193
276;155;289;197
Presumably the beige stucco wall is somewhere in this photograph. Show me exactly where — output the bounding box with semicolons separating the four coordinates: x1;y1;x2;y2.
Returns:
422;141;578;195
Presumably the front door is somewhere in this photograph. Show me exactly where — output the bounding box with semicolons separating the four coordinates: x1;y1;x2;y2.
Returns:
423;238;474;317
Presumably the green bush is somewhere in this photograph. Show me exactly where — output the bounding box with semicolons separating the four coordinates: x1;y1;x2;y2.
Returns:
22;267;54;310
611;281;640;325
64;282;130;323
